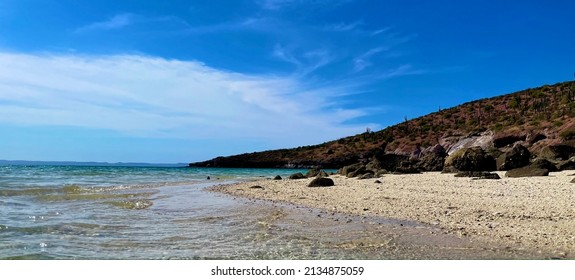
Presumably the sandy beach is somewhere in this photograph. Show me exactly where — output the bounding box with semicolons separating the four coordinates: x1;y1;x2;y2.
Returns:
210;171;575;258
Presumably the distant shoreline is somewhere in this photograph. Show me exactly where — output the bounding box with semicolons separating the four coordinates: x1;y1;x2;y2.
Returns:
210;171;575;259
0;159;188;167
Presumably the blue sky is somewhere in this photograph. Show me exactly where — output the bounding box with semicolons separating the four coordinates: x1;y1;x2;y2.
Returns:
1;0;574;163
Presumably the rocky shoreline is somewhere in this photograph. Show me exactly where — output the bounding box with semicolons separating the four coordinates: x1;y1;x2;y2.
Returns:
210;171;575;259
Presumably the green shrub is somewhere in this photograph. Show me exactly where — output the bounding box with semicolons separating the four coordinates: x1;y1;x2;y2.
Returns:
554;120;564;127
560;130;575;141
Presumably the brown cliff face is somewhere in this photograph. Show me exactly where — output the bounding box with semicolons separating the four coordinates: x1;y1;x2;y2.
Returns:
190;80;575;169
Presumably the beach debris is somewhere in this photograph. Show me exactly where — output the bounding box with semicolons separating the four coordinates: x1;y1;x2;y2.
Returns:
249;185;264;189
273;175;282;180
289;173;306;180
307;177;335;187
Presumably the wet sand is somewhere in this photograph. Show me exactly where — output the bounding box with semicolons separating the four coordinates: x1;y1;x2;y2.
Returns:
209;171;575;259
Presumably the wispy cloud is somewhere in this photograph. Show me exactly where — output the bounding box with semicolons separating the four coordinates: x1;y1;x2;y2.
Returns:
378;64;426;79
272;45;335;76
325;20;363;32
258;0;353;11
353;47;387;72
0;52;374;146
75;13;135;33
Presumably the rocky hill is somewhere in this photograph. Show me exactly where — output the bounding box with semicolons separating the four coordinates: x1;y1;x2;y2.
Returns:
190;80;575;171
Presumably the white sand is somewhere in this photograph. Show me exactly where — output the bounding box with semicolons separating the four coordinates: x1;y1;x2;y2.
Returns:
211;171;575;257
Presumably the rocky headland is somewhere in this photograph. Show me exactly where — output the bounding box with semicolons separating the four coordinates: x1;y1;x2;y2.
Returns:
191;81;575;177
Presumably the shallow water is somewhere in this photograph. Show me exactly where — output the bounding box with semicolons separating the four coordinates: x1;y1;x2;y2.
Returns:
0;165;539;259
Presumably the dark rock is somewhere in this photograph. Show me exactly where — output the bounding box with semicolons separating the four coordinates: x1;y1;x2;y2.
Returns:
430;144;447;155
531;158;559;172
527;133;547;145
506;166;549;177
289;173;306;180
317;170;329;178
496;144;531;171
273;175;282;180
376;154;410;172
571;178;575;183
417;152;446;171
358;173;374;180
305;168;321;178
493;133;526;148
338;163;365;177
250;185;264;189
538;145;575;161
375;169;389;177
557;157;575;170
307;177;335;187
347;166;369;178
394;160;421;174
454;171;501;180
444;147;496;172
374;180;382;184
365;158;382;172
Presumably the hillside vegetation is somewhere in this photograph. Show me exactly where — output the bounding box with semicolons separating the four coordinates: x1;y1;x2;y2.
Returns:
190;80;575;169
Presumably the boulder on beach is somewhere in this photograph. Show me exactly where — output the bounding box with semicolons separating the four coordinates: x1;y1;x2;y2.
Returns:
377;154;410;172
358;173;374;180
307;177;335;187
538;144;575;161
444;147;496;172
505;165;549;177
454;171;501;180
394;160;421;174
305;168;321;178
338;163;365;177
273;175;282;180
417;152;446;171
496;144;531;171
557;157;575;170
289;172;306;180
365;158;382;173
530;158;559;172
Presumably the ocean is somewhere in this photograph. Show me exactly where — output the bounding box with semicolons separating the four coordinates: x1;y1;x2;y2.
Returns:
0;164;535;260
0;164;402;260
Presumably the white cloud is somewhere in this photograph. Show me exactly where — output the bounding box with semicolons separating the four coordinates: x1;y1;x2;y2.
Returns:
378;64;426;79
325;21;363;32
75;13;135;33
258;0;353;10
0;52;373;146
353;47;387;72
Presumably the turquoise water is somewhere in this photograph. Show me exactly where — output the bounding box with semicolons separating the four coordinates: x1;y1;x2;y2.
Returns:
2;165;398;260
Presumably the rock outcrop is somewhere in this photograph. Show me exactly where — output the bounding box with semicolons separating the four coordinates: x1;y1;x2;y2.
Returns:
496;144;531;171
443;147;496;172
537;145;575;161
